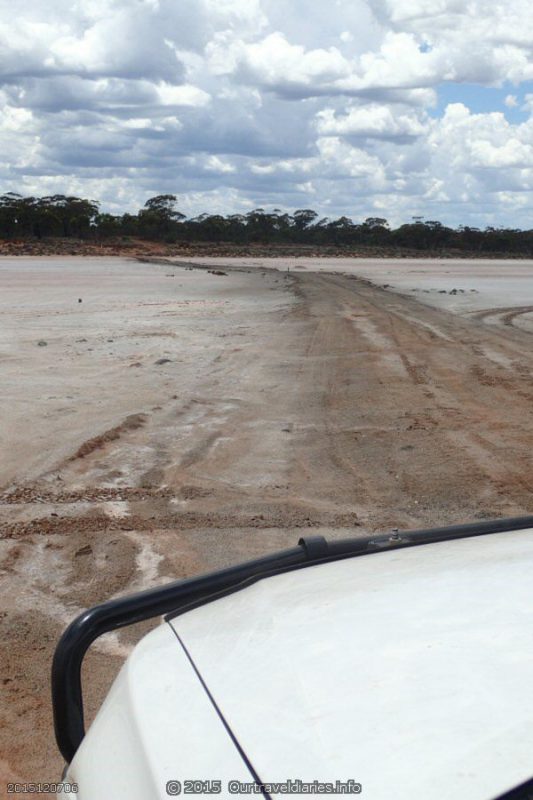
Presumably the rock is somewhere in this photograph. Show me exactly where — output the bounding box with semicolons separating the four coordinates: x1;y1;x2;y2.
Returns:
78;298;82;303
155;357;172;365
74;544;92;557
37;340;48;346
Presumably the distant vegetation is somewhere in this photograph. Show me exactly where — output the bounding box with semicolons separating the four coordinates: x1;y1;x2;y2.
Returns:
1;192;532;255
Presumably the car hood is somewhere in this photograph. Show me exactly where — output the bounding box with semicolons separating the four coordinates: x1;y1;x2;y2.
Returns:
169;529;533;800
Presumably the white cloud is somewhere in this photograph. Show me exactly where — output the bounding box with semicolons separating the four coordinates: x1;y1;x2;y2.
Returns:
316;104;428;140
250;157;316;176
0;0;532;228
156;83;211;107
203;155;236;173
316;137;386;184
207;31;352;92
1;106;33;132
202;0;268;34
429;104;533;171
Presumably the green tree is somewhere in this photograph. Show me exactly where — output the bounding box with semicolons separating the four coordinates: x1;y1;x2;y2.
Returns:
138;195;185;239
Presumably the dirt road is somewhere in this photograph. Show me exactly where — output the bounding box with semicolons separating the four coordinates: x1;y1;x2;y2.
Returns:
2;262;533;787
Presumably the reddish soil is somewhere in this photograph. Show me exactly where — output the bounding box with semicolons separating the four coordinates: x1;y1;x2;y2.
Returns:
0;236;525;260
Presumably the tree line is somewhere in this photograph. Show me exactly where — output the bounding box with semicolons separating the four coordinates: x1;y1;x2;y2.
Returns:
1;192;532;254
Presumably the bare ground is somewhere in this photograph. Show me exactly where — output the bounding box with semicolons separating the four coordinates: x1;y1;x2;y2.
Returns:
2;264;533;790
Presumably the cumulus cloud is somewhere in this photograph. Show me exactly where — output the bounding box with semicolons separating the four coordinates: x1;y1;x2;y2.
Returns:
0;0;532;227
207;31;352;94
316;104;428;141
429;104;533;174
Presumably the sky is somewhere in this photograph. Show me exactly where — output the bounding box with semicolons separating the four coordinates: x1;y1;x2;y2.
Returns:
0;0;532;228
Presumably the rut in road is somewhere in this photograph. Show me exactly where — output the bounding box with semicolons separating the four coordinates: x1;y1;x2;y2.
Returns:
285;272;533;529
8;268;532;536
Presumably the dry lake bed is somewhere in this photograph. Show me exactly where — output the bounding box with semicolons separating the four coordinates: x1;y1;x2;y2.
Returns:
2;255;533;784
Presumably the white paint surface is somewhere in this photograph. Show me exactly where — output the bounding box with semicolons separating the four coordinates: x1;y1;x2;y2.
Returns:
68;623;252;799
170;529;533;799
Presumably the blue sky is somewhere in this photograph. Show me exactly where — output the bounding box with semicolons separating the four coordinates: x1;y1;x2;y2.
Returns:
433;82;533;124
0;0;532;229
